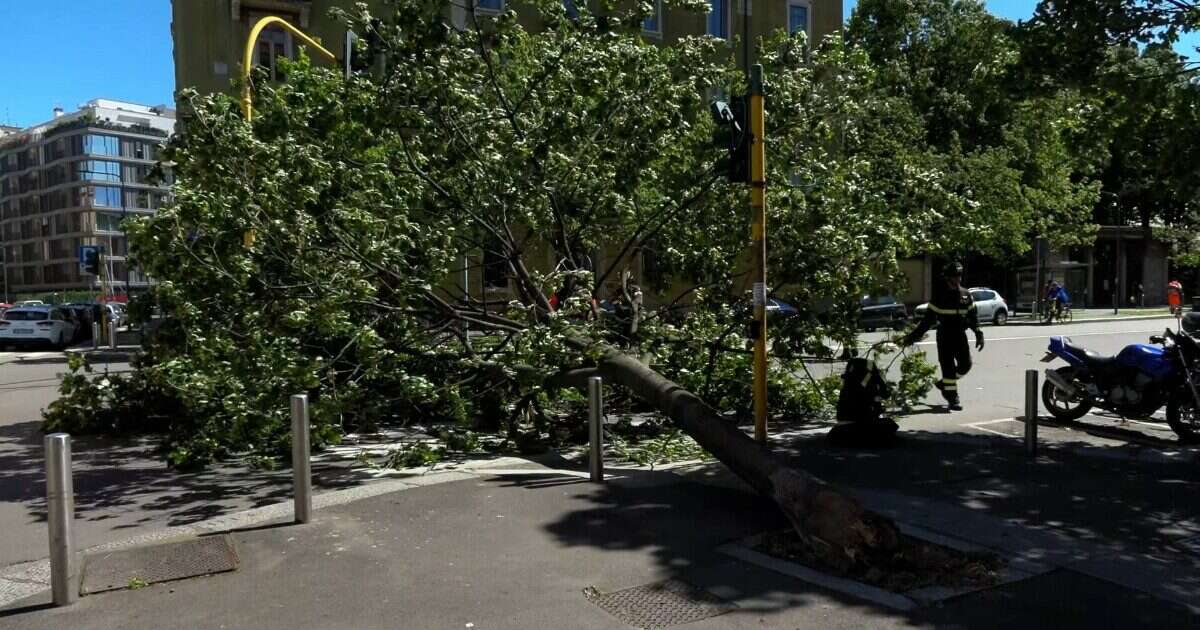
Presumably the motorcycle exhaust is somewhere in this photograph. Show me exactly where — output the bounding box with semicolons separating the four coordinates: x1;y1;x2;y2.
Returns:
1044;369;1077;399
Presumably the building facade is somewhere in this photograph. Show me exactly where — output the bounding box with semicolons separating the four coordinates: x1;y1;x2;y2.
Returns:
0;100;176;297
172;0;842;101
171;0;842;307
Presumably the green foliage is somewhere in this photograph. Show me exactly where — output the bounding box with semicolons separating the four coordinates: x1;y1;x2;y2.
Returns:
889;351;938;412
43;0;1136;468
382;442;445;469
42;354;176;436
609;428;711;467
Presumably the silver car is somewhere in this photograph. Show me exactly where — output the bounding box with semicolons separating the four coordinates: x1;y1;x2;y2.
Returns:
914;287;1010;326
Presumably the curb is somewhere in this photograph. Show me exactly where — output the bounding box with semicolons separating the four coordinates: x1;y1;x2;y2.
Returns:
1005;314;1177;327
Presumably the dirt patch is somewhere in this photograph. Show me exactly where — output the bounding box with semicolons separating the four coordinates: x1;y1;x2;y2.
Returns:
754;529;1003;593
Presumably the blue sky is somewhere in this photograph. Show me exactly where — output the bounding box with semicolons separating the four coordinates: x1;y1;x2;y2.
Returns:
0;1;1195;129
0;1;174;128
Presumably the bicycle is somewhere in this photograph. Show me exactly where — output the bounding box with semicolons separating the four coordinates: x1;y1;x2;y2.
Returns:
1040;300;1072;324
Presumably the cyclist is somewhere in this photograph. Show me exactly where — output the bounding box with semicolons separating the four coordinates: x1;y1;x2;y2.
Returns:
1045;282;1069;323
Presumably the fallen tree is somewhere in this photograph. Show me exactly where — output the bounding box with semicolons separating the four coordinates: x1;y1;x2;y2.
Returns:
45;0;1100;566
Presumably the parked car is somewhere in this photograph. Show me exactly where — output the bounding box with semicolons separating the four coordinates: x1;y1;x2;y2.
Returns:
859;295;908;332
16;300;47;307
914;287;1010;326
62;304;97;343
0;307;78;349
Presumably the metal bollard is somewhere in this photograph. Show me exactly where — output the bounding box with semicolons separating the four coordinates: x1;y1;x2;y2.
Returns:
1025;370;1038;457
291;394;313;523
588;376;604;483
91;322;99;350
45;433;77;606
108;318;118;351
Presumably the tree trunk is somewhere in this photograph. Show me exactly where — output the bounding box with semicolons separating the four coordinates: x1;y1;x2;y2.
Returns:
592;345;900;572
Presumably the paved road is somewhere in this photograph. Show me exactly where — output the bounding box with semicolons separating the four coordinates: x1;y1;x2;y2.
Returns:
0;316;1188;570
853;316;1187;434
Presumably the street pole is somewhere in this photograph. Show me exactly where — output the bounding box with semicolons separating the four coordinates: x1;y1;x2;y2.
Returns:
1;247;8;304
749;65;769;443
45;433;77;606
291;394;313;523
588;376;604;483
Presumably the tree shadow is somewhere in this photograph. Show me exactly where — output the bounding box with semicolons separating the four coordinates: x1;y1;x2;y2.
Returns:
524;426;1200;627
0;416;382;564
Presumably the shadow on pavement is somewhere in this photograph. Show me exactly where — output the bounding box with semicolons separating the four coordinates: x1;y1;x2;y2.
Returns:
526;427;1200;627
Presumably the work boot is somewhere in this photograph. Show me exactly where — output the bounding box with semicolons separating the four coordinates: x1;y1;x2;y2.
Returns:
946;394;963;411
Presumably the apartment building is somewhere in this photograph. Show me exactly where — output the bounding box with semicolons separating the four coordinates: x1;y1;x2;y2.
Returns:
172;0;842;99
0;100;176;296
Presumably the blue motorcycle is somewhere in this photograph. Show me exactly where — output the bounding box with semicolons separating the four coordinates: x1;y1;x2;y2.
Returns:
1040;328;1200;442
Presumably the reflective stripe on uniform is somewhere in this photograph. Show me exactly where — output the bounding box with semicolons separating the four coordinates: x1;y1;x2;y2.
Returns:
941;378;957;391
928;304;972;315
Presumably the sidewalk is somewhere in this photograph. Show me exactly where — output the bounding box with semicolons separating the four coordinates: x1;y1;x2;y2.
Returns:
1007;308;1178;326
3;428;1197;628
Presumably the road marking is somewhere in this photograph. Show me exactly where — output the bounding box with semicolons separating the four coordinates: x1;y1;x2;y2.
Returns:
914;327;1169;346
963;417;1025;438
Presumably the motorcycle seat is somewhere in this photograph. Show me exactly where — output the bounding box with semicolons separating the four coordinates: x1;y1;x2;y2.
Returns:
1064;339;1117;369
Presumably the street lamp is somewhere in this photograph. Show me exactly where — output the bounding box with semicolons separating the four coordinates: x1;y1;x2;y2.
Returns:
1;245;8;304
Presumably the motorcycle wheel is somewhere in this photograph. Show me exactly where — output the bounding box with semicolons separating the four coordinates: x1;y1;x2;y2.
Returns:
1041;367;1092;422
1165;388;1200;444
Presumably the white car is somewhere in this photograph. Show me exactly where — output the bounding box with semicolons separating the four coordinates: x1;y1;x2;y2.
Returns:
0;307;78;349
914;287;1010;326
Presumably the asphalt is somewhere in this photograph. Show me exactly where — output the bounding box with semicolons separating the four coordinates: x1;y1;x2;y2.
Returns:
4;435;1197;629
2;316;1199;627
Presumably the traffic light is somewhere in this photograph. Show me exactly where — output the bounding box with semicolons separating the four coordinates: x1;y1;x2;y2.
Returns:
78;245;101;276
710;96;749;183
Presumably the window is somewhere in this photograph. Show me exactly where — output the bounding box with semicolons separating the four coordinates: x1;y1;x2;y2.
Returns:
82;134;120;157
95;212;125;232
77;160;122;183
88;186;123;209
970;290;995;302
787;0;810;37
483;249;509;289
707;0;729;38
643;0;662;34
476;0;504;12
251;14;294;82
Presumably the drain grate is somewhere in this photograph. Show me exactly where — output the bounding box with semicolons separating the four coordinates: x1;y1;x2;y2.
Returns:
584;579;734;628
81;535;239;595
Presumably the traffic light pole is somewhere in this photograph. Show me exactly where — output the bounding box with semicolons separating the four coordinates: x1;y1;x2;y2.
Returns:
749;65;768;443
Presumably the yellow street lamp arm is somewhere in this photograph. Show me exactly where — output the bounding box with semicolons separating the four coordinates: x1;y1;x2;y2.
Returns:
241;16;337;121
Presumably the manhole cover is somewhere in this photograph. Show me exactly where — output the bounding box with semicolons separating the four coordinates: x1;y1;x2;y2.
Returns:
81;535;239;595
584;579;733;628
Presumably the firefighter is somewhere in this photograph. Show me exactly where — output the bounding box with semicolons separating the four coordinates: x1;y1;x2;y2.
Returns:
902;262;985;410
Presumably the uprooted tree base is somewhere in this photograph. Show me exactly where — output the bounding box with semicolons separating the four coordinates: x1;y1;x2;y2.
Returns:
591;342;906;573
755;528;1003;593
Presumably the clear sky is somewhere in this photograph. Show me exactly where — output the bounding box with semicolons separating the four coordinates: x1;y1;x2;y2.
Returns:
0;1;1195;129
0;1;174;129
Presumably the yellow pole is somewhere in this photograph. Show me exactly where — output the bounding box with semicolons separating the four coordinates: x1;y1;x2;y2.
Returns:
749;65;768;443
239;16;337;249
240;16;337;122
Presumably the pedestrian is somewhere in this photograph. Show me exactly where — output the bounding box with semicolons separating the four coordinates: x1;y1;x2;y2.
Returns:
902;262;984;411
1135;282;1145;307
1168;279;1184;316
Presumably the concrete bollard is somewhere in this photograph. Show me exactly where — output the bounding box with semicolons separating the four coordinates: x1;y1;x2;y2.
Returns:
91;322;100;350
108;318;118;351
291;394;313;523
45;433;77;606
588;376;604;483
1025;370;1038;457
